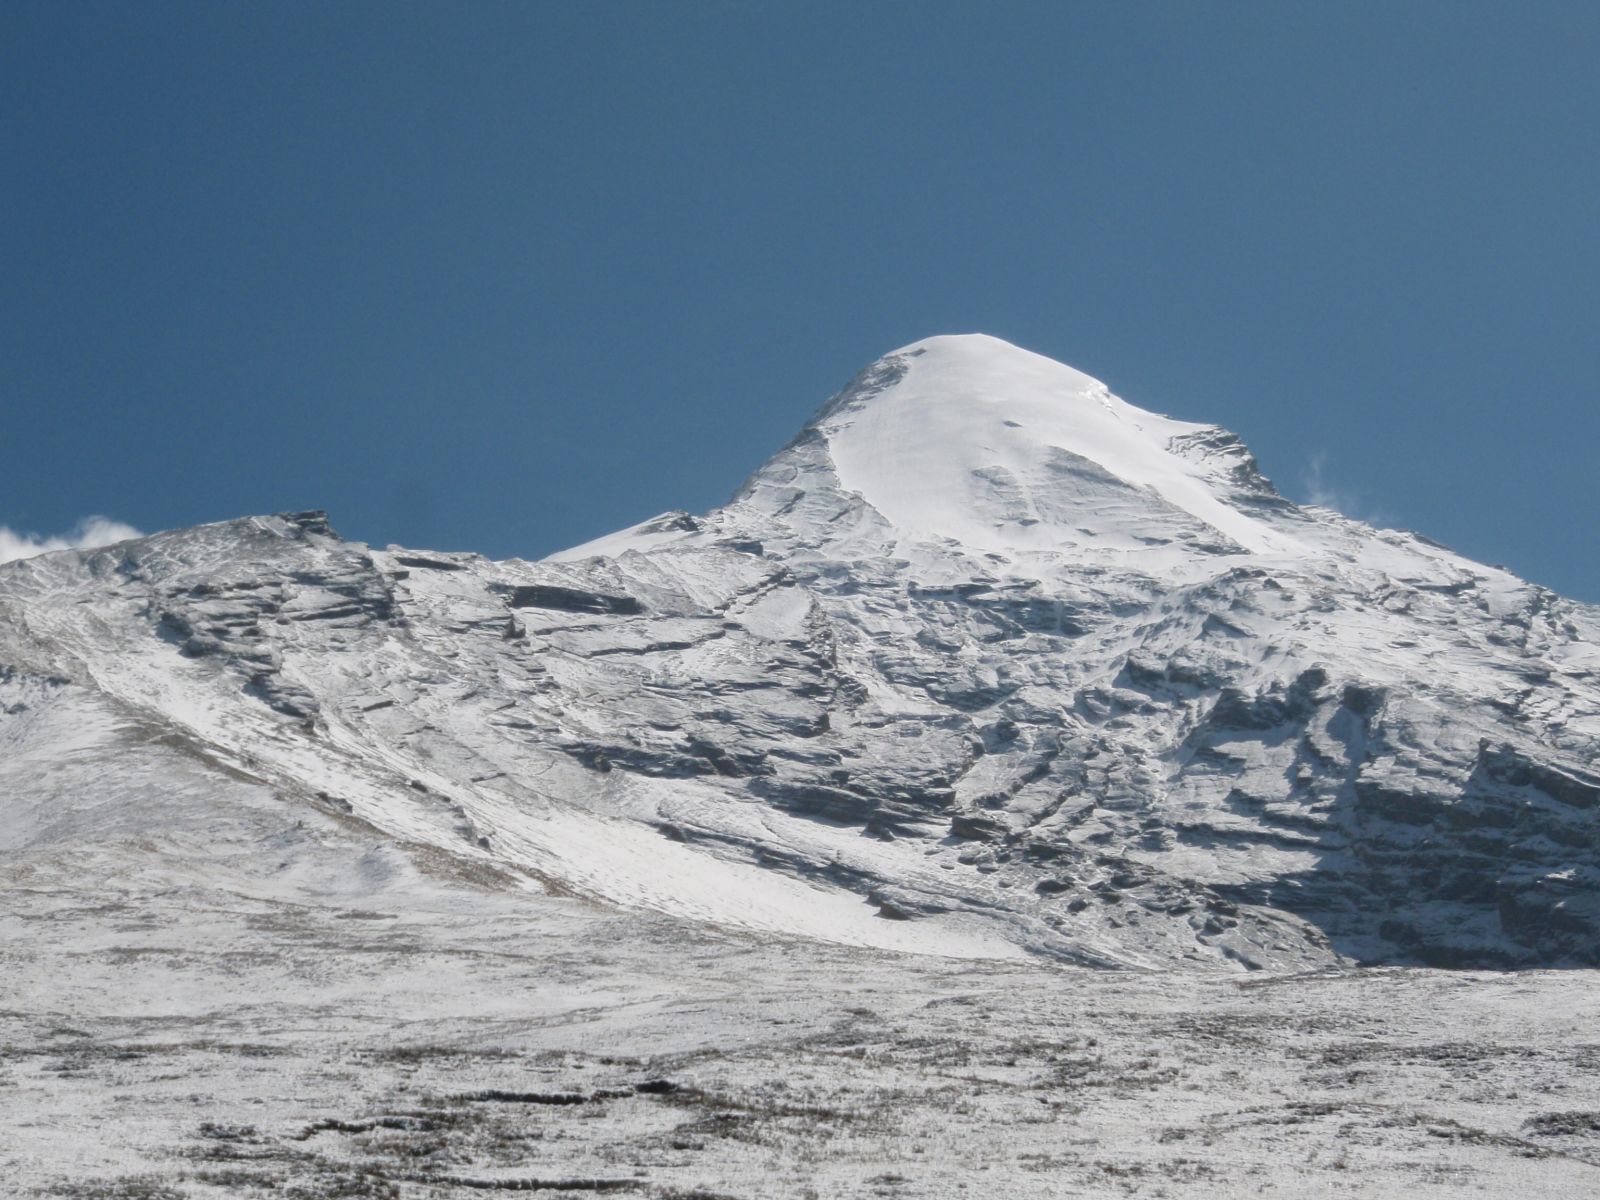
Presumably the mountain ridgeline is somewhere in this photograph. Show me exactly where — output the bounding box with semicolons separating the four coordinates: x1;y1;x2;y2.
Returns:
4;335;1598;971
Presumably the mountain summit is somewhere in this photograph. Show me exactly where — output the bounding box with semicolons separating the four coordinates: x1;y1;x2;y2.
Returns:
561;334;1293;565
4;337;1599;971
744;333;1292;557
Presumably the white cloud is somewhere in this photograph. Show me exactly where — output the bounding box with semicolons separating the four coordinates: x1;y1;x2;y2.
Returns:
0;516;143;565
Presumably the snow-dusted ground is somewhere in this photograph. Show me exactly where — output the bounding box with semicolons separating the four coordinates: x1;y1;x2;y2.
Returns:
7;872;1600;1198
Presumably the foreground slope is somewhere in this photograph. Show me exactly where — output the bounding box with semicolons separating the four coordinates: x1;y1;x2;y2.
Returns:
3;334;1598;970
10;877;1600;1199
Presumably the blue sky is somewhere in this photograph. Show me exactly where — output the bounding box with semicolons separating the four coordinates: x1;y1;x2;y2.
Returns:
4;2;1597;599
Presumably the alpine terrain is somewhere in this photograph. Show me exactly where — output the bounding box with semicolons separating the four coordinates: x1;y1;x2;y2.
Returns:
7;334;1600;1198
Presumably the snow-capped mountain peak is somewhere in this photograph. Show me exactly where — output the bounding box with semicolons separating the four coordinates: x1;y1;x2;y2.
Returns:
5;335;1599;973
753;332;1298;558
562;333;1305;567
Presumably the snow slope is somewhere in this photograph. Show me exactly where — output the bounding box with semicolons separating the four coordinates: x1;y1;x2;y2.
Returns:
4;335;1599;972
815;334;1296;557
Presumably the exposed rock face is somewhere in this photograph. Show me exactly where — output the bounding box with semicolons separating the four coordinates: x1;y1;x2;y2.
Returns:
504;584;645;615
3;335;1597;970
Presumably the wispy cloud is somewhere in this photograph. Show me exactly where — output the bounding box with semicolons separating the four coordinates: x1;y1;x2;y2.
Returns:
1298;453;1391;527
1301;452;1347;510
0;516;143;565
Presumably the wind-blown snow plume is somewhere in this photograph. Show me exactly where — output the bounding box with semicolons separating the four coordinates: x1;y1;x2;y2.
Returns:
1299;452;1391;527
0;516;142;564
1300;451;1348;511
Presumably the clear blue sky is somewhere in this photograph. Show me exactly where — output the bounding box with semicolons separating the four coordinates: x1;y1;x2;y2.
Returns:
5;2;1597;599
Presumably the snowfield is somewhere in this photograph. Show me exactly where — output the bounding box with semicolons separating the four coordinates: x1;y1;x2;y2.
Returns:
4;334;1600;1195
